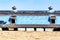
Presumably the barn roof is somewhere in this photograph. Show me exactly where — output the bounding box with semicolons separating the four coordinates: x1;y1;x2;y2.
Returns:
0;10;60;16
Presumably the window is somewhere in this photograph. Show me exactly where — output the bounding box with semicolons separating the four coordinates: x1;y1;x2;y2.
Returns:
51;19;55;23
2;27;9;31
49;15;56;24
53;28;60;31
11;19;15;23
14;28;18;31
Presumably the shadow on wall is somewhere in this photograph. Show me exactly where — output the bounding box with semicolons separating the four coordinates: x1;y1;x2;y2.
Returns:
0;20;7;24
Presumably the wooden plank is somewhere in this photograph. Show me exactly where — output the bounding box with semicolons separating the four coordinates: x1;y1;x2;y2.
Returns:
0;11;60;16
0;13;60;16
0;24;60;28
9;28;14;31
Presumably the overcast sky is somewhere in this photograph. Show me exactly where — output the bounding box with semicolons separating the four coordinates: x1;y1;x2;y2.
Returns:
0;0;60;10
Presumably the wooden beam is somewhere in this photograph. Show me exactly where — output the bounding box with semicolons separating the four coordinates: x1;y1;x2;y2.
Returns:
0;12;60;16
1;24;60;28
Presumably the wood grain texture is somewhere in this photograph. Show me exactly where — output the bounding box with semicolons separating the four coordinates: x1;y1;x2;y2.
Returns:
0;31;60;40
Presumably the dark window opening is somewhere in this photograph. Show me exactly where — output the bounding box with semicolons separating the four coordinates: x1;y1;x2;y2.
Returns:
44;28;45;31
11;19;15;23
53;28;60;31
2;27;9;31
14;28;18;31
34;28;36;31
51;19;55;23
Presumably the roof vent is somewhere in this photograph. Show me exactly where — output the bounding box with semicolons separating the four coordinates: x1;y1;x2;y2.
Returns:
48;6;55;13
12;6;17;13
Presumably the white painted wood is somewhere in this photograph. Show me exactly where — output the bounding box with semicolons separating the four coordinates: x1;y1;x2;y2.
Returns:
18;28;25;31
26;28;34;31
9;28;14;31
45;28;53;31
0;28;2;30
36;28;44;31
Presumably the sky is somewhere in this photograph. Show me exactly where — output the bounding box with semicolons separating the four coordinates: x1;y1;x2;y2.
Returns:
0;0;60;10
